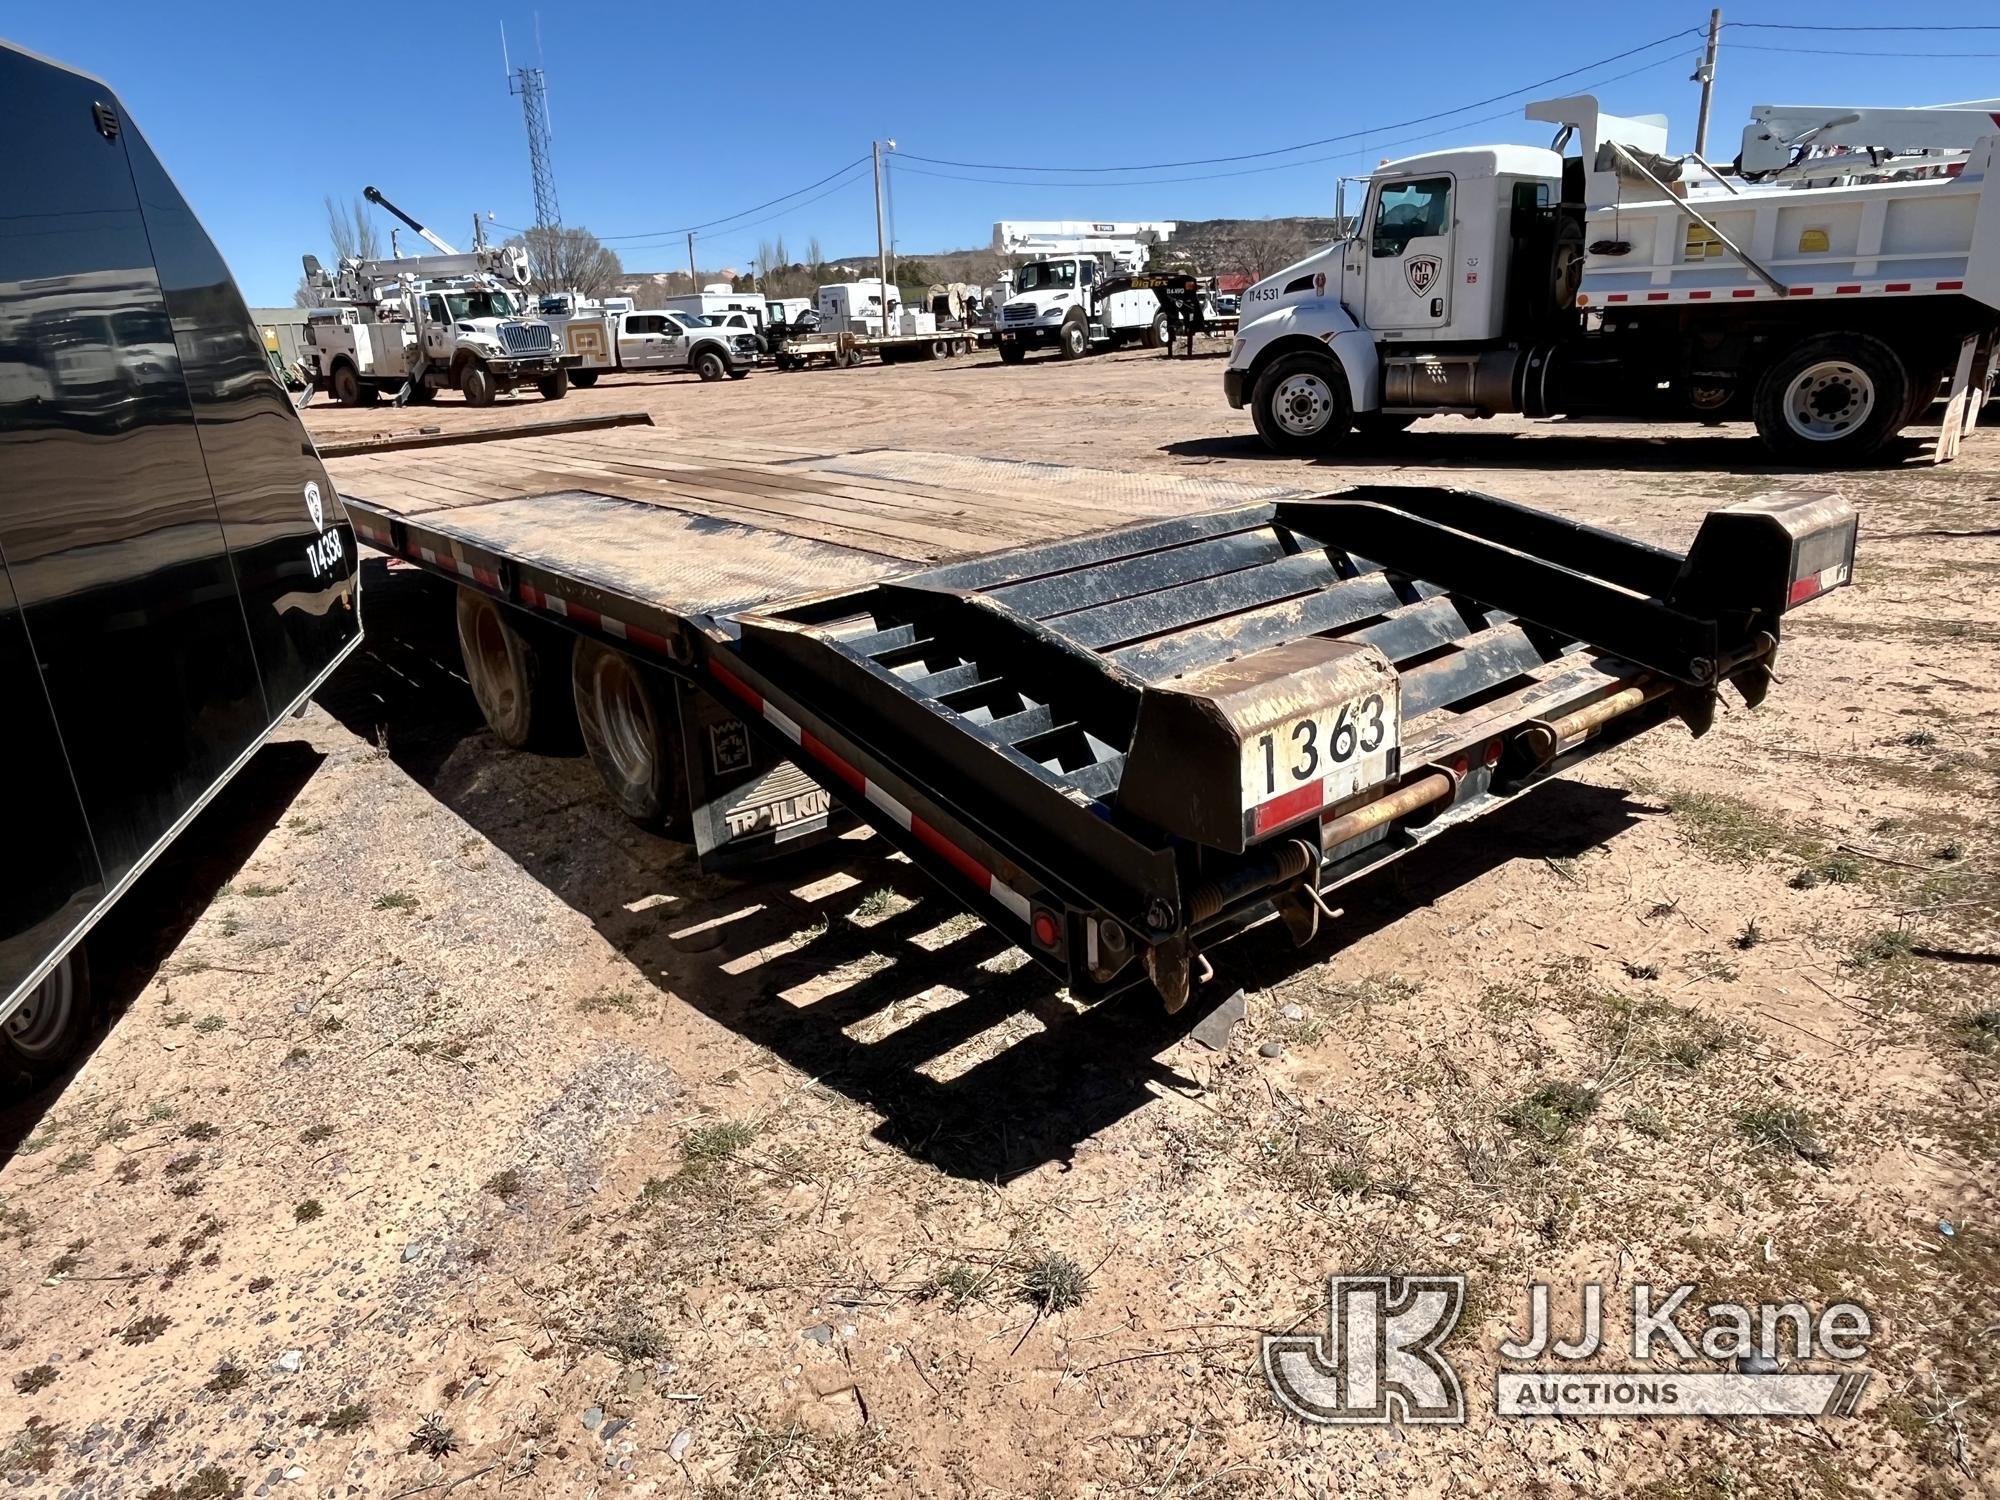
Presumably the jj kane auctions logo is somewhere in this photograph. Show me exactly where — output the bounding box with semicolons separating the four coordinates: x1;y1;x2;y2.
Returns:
1264;1276;1873;1424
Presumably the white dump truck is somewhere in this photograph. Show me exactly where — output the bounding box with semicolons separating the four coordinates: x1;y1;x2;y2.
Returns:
1226;95;2000;462
993;222;1179;362
301;187;572;407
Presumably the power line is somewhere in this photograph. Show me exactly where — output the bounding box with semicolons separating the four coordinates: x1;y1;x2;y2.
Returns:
597;155;871;243
896;28;1700;174
656;166;875;252
1727;20;2000;30
1727;40;2000;56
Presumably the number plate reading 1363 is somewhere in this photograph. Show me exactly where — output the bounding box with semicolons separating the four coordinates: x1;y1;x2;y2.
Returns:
1244;684;1400;836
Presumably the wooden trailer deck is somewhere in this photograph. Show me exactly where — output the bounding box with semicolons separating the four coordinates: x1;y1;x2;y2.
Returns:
321;421;1306;617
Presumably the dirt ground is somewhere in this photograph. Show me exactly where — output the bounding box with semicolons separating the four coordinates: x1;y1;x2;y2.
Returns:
5;347;1997;1500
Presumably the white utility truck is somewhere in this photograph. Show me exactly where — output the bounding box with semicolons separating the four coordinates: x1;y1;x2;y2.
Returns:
993;221;1179;362
301;187;572;407
538;301;761;384
1226;95;2000;462
661;285;769;335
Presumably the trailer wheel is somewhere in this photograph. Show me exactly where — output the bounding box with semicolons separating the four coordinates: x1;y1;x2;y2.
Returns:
571;370;600;389
1251;351;1352;453
459;359;498;407
1058;315;1090;360
1145;312;1170;349
537;367;570;400
2;946;93;1083
1752;333;1909;463
572;638;691;838
998;342;1027;365
694;349;727;382
455;587;574;750
329;361;363;407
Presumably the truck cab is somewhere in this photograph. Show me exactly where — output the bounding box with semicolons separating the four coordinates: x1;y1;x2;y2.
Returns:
995;255;1172;363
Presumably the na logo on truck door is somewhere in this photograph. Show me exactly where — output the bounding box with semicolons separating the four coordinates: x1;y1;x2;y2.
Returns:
1405;256;1442;297
303;481;324;533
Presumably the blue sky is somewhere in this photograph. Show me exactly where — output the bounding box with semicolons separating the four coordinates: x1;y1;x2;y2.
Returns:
9;2;1998;305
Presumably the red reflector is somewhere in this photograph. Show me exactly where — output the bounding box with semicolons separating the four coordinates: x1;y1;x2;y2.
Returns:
1484;740;1503;766
1788;574;1822;606
1450;756;1470;778
1031;909;1060;949
1254;780;1323;837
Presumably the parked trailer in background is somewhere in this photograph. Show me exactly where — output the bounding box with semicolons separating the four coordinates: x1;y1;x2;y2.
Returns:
1;42;362;1078
329;421;1856;1015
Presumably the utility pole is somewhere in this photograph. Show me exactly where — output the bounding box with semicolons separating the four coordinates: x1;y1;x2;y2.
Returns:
687;232;697;290
873;139;895;332
1693;8;1722;158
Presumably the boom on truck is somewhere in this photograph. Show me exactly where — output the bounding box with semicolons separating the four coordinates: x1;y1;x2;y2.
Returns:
993;221;1181;362
301;186;574;408
1227;94;2000;462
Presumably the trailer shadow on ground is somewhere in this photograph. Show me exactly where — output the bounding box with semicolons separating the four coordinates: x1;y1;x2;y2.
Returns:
0;741;323;1158
318;562;1644;1182
1162;425;1940;474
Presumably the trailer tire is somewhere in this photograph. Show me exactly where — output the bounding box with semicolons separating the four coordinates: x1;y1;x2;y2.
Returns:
455;587;575;750
459;359;498;407
538;367;570;400
694;348;727;382
572;638;691;838
1251;351;1352;453
1752;333;1909;463
998;342;1027;365
1058;315;1090;361
571;369;600;389
329;361;363;407
2;946;93;1083
1145;312;1170;349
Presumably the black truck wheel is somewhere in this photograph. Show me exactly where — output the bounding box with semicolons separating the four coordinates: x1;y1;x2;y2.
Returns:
455;587;574;750
571;369;600;389
2;947;92;1083
1251;351;1353;454
998;342;1027;365
329;361;363;407
694;348;728;382
538;367;570;400
459;359;498;407
572;638;690;838
1752;333;1910;463
1058;316;1089;360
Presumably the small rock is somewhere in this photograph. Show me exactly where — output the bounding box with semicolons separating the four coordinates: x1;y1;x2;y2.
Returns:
599;1419;629;1443
284;1466;306;1482
1189;988;1247;1051
839;1324;857;1338
668;1430;692;1462
581;1406;603;1431
1938;1219;1957;1237
802;1323;834;1346
1279;1002;1304;1021
1259;1041;1285;1059
275;1351;303;1373
401;1243;421;1263
461;1378;483;1400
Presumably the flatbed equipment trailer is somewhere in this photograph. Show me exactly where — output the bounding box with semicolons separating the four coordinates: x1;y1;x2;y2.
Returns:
328;422;1856;1010
773;330;978;370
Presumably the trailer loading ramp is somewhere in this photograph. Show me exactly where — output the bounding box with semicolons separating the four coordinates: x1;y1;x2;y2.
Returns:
328;425;1856;1009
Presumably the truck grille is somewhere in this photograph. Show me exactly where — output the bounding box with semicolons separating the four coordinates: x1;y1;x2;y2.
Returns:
498;321;554;356
1003;304;1037;322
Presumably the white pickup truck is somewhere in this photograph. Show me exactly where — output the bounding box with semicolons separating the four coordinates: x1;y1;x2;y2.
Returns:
545;306;761;385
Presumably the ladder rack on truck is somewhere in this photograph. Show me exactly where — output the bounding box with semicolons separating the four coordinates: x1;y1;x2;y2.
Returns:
328;422;1856;1011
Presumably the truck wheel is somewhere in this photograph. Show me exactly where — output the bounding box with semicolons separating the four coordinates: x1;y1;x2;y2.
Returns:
2;947;93;1083
999;342;1027;365
406;381;436;405
1251;351;1353;453
459;360;498;407
572;638;691;838
330;362;363;407
1145;312;1170;349
694;349;727;382
1058;316;1090;360
571;370;600;389
1752;333;1909;463
537;367;570;400
455;587;575;750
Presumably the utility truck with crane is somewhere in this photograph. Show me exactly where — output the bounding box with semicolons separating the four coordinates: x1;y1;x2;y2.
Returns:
301;187;573;407
994;222;1181;362
1227;95;2000;463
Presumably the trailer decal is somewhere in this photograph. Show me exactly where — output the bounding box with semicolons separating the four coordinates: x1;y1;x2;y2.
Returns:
706;658;1034;925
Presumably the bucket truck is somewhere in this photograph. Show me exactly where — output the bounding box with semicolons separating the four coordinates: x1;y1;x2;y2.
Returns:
301;186;574;407
992;222;1180;362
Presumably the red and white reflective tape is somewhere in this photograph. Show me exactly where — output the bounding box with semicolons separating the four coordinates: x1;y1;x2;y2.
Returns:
1581;278;1965;308
517;581;675;655
1788;562;1851;607
707;659;1034;924
351;520;395;550
413;543;501;591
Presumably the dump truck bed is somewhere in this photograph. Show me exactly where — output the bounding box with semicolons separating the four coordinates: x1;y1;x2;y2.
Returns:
328;419;1856;1009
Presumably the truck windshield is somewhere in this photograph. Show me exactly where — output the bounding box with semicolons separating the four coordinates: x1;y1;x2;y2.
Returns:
444;290;517;319
1015;262;1076;293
